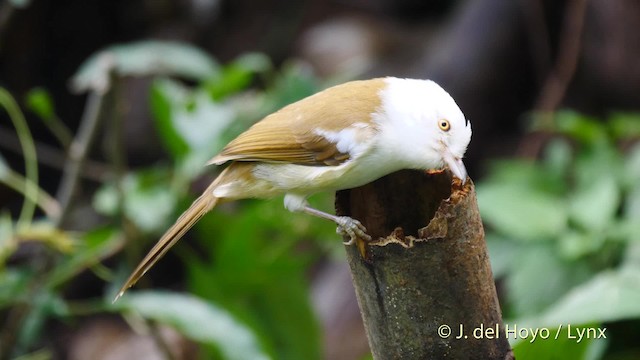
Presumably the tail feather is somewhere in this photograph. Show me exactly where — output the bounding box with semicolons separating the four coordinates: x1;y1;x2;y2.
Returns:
114;193;218;302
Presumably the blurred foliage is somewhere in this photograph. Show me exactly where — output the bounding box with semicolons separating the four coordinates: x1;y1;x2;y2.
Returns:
70;41;220;94
0;40;336;359
477;110;640;359
111;291;269;360
3;37;640;360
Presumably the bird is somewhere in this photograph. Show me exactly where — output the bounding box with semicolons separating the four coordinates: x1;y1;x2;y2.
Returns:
115;77;472;301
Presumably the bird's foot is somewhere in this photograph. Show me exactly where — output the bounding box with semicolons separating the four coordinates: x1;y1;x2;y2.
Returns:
335;216;371;245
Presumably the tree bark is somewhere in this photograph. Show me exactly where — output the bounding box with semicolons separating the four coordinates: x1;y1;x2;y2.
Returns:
335;170;513;360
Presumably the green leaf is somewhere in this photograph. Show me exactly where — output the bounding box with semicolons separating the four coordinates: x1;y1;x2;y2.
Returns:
206;53;272;100
0;268;33;307
233;53;272;74
477;183;568;241
542;138;573;181
554;111;608;148
94;171;178;233
625;183;640;223
149;78;236;170
573;145;623;190
557;231;604;260
512;322;607;360
569;175;620;233
125;190;176;232
172;91;235;155
609;112;640;140
505;244;592;316
187;200;323;360
528;266;640;327
113;291;271;360
16;290;67;353
261;62;319;112
25;88;55;120
149;78;190;159
484;160;566;195
70;41;219;93
623;143;640;190
92;183;118;216
486;234;521;279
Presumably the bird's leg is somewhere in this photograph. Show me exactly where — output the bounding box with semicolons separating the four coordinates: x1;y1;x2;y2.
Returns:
284;194;371;245
301;206;371;245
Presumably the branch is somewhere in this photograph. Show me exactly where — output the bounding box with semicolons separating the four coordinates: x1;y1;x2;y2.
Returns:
0;169;60;218
336;170;512;359
0;87;38;230
0;125;109;182
53;90;106;227
534;0;587;113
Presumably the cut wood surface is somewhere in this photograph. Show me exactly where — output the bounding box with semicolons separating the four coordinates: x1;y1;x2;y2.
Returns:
336;170;513;359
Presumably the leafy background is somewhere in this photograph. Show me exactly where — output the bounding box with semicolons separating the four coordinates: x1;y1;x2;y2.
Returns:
1;1;640;359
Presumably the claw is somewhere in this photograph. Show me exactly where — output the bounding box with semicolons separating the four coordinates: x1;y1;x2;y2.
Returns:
335;216;371;245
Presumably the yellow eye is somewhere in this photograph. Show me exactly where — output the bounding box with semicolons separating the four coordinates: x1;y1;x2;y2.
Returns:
438;119;451;131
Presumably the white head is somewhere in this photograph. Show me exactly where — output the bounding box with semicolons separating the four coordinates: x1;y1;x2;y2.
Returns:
375;77;472;182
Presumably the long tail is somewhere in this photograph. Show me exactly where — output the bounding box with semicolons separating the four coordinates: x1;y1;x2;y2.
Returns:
114;191;219;302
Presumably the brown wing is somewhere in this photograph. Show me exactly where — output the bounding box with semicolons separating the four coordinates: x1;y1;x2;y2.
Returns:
208;78;386;166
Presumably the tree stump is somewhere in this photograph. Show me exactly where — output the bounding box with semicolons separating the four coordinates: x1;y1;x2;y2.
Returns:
336;170;513;359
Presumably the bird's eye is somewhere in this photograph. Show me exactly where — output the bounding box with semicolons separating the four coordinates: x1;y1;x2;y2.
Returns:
438;119;451;132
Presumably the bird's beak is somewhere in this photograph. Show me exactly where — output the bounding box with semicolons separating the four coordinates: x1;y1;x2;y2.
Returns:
443;152;468;184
